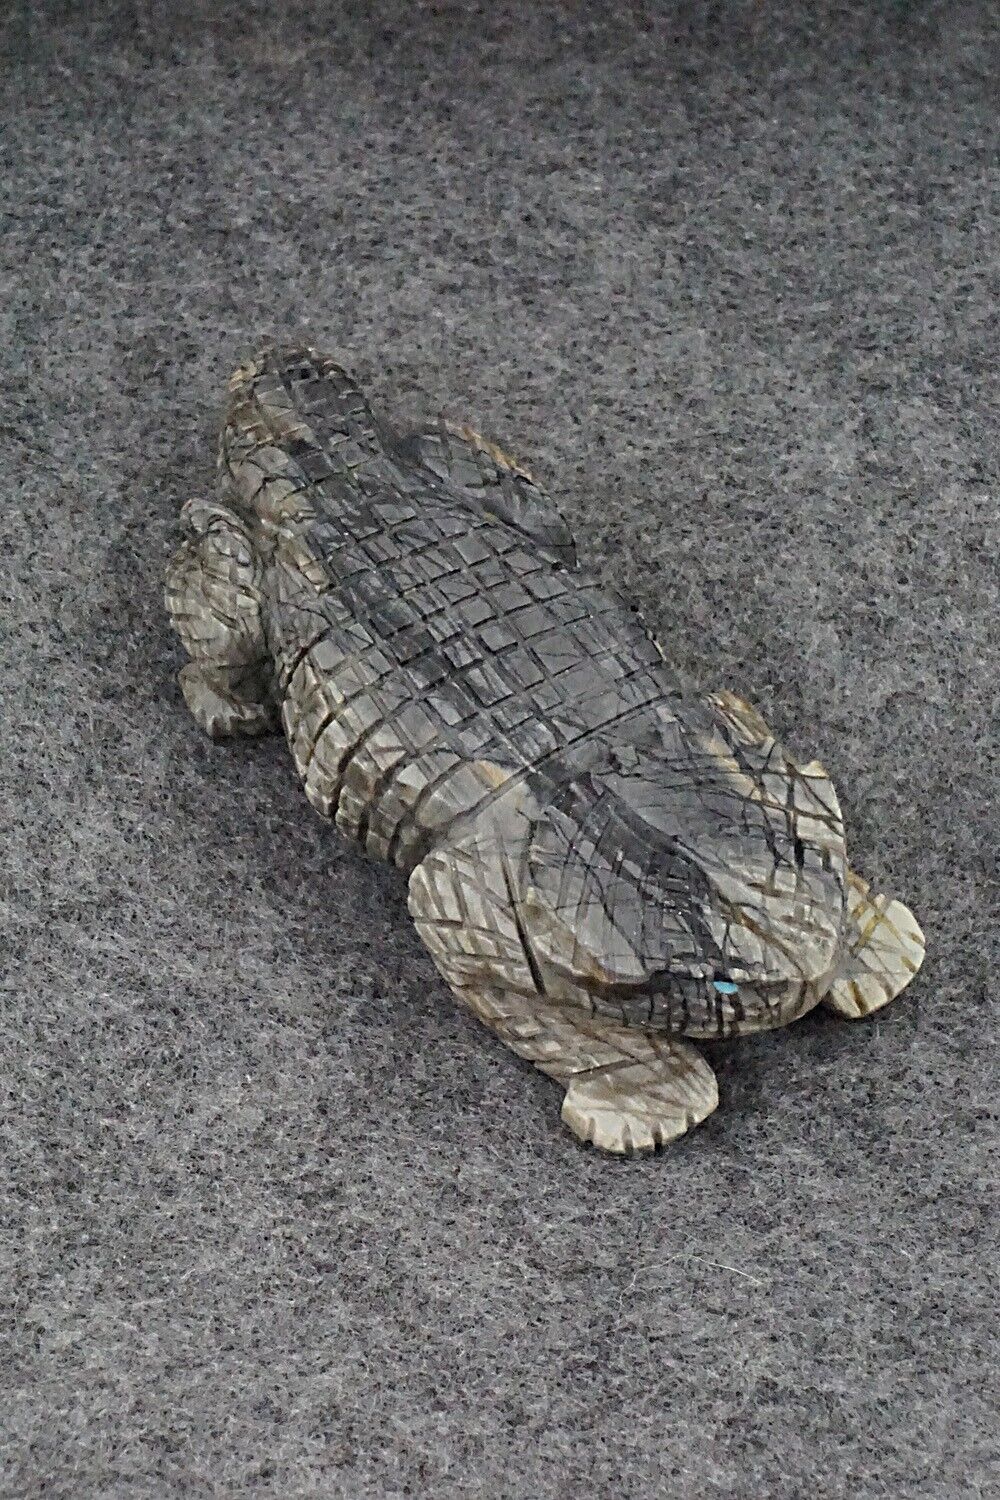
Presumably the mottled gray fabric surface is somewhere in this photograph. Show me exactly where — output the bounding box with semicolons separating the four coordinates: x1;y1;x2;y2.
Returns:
3;3;998;1496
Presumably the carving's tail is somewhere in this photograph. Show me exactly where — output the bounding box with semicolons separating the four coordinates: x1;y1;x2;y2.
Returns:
223;343;393;483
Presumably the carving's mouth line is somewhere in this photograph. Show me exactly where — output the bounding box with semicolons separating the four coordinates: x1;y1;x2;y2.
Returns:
808;949;847;1004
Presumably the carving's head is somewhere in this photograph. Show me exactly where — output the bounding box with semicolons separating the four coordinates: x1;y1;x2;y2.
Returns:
520;708;849;1036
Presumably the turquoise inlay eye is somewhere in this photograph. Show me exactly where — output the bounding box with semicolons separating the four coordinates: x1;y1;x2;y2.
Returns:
713;979;739;994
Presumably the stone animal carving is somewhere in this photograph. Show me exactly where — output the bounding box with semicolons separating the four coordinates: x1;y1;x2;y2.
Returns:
166;346;924;1152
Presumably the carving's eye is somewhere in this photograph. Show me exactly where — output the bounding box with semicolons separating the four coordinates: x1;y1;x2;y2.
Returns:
713;978;740;995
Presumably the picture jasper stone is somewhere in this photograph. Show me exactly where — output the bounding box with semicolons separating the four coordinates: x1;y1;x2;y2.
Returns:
166;346;925;1153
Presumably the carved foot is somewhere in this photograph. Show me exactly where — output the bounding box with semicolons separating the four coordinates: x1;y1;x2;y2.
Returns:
561;1041;719;1153
455;985;718;1154
178;661;277;741
822;871;925;1018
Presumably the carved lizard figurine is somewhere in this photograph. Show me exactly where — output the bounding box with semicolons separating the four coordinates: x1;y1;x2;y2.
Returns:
165;346;925;1152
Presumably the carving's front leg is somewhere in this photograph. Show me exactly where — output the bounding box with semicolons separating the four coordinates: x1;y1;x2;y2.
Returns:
821;872;926;1019
408;842;717;1153
709;688;925;1015
459;984;717;1153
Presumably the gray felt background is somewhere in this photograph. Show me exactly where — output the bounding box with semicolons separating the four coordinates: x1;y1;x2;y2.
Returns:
3;3;998;1496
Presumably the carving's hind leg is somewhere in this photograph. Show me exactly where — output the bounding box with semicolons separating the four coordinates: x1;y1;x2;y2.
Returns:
408;840;717;1153
463;985;718;1153
396;420;576;568
165;498;278;740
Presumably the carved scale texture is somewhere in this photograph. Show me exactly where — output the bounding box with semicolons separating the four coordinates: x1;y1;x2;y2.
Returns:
166;346;924;1149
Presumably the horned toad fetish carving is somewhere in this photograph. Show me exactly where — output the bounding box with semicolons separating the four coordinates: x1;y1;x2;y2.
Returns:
165;346;925;1153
